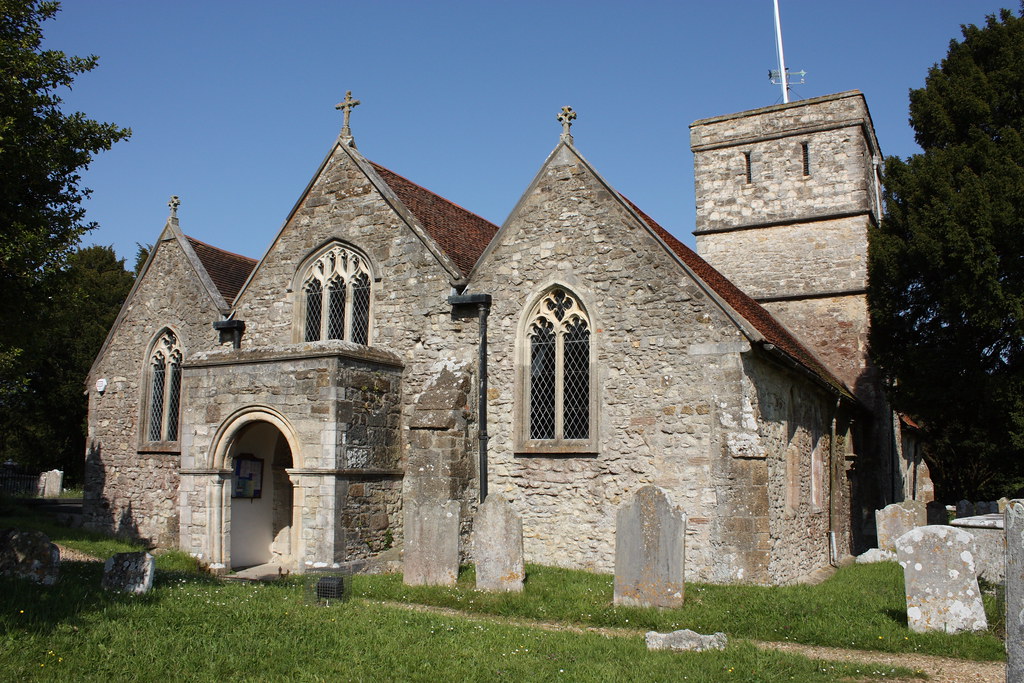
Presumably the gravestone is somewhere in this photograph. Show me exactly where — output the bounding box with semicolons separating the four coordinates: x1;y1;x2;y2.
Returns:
926;501;948;525
1006;500;1024;682
102;552;155;594
37;470;63;498
403;497;459;586
614;485;686;608
646;629;727;652
895;526;987;633
998;497;1010;514
956;500;974;518
876;502;920;552
472;495;524;592
0;528;59;585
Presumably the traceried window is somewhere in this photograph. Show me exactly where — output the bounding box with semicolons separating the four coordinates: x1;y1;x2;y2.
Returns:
524;288;593;447
147;330;182;443
301;245;371;345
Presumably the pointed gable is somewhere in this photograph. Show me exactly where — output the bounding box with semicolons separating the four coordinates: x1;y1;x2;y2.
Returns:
370;162;497;274
185;236;257;306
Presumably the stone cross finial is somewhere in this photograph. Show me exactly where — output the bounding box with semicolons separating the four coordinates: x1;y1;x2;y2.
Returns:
557;106;576;141
168;195;180;219
335;90;360;138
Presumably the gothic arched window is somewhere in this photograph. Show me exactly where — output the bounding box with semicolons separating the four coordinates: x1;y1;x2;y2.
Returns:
146;330;182;443
300;245;372;345
519;288;596;453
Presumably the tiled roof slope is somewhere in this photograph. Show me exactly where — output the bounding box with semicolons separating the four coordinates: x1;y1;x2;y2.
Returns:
623;198;852;397
370;162;498;275
186;236;258;306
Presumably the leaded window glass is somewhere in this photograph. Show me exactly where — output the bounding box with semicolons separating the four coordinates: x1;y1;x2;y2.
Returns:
526;288;592;444
301;245;372;345
146;331;182;443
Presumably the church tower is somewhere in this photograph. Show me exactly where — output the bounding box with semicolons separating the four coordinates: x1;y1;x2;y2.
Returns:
690;90;882;400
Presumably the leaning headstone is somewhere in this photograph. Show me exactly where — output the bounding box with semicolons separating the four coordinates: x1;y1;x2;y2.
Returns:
0;528;59;585
472;495;524;592
646;629;727;652
102;552;155;594
897;499;927;525
998;497;1010;514
1006;500;1024;682
956;499;974;518
875;503;919;552
403;497;459;586
614;485;686;608
895;526;987;633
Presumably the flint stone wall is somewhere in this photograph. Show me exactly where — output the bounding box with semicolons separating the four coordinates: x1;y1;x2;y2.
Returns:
85;231;223;547
467;143;848;584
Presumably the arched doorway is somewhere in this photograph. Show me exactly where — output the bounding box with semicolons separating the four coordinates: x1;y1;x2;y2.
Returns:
226;421;295;569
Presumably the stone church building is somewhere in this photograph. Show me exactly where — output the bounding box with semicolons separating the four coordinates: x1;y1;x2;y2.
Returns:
85;90;906;584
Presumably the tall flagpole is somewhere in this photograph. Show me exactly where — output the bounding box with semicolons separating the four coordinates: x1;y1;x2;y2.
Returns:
773;0;790;103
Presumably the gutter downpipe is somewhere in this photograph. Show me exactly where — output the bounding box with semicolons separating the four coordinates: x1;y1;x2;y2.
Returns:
448;293;492;503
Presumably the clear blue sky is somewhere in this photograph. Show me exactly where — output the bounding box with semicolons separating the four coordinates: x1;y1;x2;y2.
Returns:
45;0;1014;263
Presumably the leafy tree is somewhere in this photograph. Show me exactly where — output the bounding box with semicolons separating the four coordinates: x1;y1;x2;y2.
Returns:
0;0;130;476
0;246;134;482
869;7;1024;500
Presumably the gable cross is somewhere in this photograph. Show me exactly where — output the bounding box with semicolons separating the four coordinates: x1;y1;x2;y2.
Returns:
168;195;180;219
335;90;361;138
557;106;576;142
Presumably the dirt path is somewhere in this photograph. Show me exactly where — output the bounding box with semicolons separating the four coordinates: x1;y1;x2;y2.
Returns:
374;600;1005;683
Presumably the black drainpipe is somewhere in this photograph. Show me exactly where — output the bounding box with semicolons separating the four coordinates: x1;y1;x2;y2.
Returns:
448;293;492;502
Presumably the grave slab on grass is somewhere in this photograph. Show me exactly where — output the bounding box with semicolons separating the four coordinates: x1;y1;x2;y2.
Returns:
403;497;459;586
472;495;524;592
0;528;59;585
614;485;685;608
102;551;155;594
895;525;987;634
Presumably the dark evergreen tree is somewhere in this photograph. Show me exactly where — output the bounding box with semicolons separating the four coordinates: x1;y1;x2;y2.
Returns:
869;7;1024;500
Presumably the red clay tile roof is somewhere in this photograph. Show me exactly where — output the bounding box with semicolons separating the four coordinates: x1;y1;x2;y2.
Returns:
186;236;258;306
370;162;498;275
623;198;852;397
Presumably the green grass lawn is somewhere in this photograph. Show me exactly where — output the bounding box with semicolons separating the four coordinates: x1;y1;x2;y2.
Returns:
0;500;999;679
353;563;1005;661
1;562;918;682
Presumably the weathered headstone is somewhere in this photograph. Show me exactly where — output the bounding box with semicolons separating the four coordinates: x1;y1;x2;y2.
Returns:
472;495;524;592
645;629;727;652
1006;500;1024;682
897;499;927;525
37;469;63;498
614;485;686;608
895;526;987;633
403;497;459;586
0;528;59;585
102;551;155;594
956;499;974;519
875;502;919;552
998;497;1010;514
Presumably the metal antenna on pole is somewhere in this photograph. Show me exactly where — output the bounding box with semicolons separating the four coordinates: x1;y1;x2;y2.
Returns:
768;0;805;103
